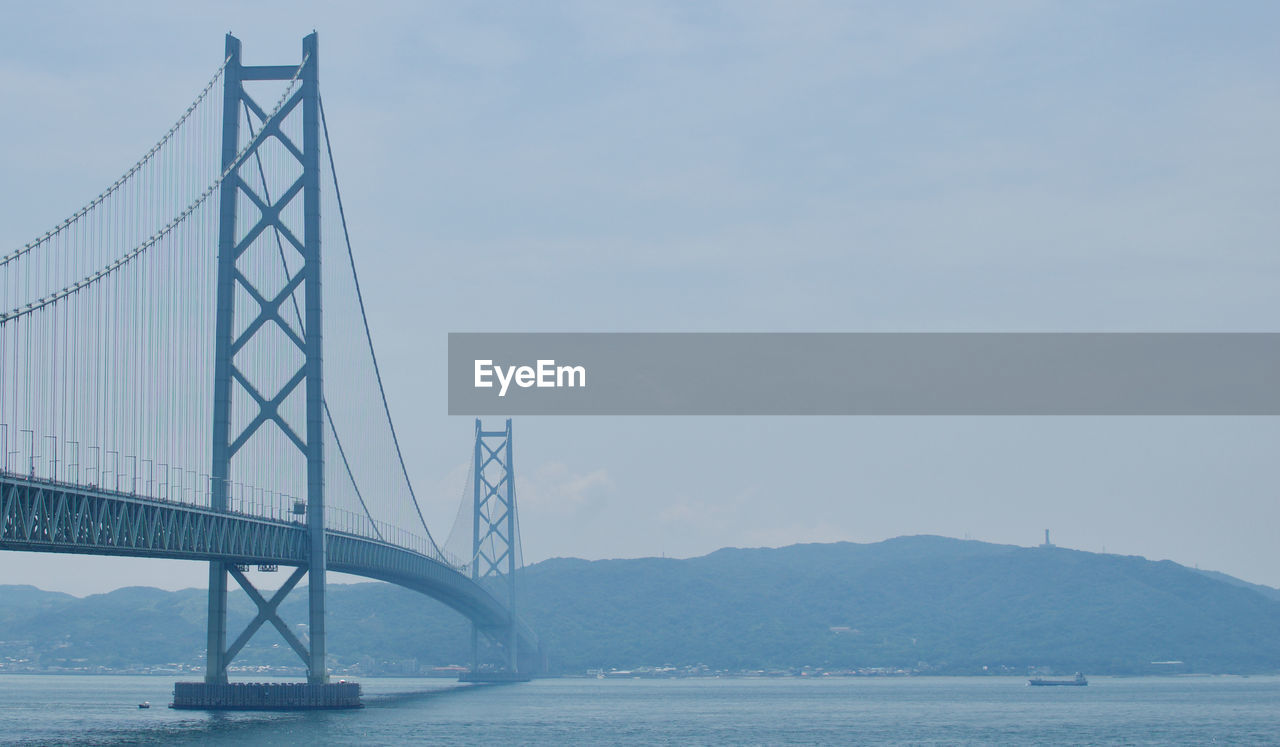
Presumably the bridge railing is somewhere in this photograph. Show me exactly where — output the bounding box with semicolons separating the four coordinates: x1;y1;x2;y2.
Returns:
323;505;466;571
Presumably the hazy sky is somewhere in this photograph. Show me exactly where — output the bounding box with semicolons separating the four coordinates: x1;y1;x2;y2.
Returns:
1;1;1278;595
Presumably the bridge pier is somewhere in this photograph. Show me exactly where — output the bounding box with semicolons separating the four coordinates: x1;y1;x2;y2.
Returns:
204;561;229;684
300;30;329;686
203;31;330;695
465;419;529;682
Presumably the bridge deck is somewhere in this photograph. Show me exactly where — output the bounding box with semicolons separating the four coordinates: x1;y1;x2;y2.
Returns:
0;472;538;656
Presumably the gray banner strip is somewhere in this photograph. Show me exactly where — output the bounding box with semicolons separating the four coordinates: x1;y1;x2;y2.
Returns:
447;333;1280;415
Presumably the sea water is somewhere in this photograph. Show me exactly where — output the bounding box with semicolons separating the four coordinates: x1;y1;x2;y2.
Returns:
0;674;1276;745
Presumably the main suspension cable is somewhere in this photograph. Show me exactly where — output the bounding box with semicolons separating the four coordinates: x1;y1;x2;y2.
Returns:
318;95;441;555
0;56;308;325
2;56;232;268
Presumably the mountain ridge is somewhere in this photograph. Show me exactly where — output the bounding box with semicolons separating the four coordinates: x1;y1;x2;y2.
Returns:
1;536;1278;674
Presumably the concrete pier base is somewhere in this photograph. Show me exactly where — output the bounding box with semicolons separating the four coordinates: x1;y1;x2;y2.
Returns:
171;681;362;710
459;671;532;683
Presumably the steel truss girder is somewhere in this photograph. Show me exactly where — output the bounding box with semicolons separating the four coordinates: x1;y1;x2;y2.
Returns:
0;473;541;670
326;530;539;657
0;475;306;562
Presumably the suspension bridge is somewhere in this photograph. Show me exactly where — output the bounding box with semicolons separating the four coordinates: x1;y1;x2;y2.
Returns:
0;33;538;707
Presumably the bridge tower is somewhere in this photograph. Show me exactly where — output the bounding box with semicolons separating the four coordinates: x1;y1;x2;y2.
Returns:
206;32;329;686
469;418;523;676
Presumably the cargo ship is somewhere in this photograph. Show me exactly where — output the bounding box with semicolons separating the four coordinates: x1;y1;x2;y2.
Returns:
1028;672;1087;687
